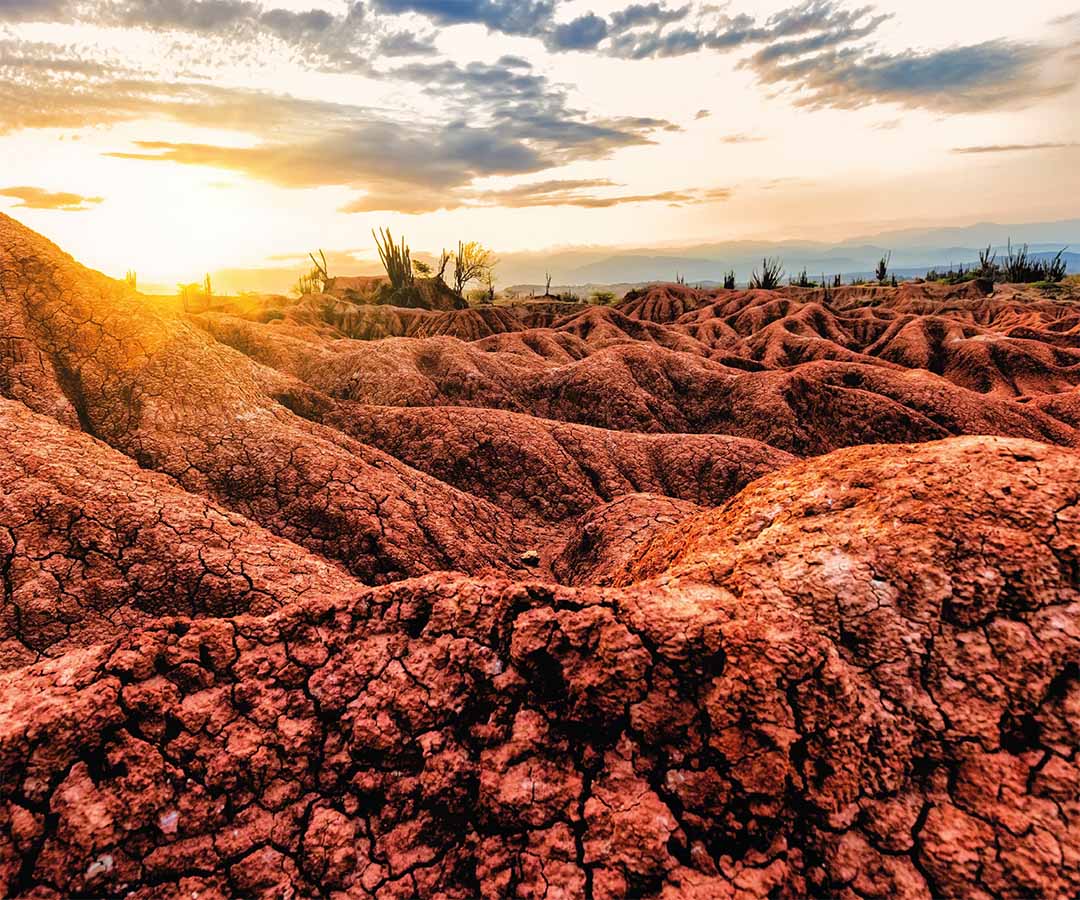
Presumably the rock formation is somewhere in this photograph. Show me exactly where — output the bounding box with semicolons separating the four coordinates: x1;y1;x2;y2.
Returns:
1;211;1078;897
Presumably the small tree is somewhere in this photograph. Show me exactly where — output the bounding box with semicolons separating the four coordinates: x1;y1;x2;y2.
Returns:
723;270;736;290
482;269;496;304
750;257;784;290
453;241;495;296
413;259;433;277
875;251;892;285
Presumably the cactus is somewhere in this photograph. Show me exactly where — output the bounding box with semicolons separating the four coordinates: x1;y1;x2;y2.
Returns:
723;270;736;290
373;228;414;291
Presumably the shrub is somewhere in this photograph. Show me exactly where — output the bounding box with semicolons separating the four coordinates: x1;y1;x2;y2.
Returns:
590;290;616;305
925;264;975;285
750;257;784;290
177;280;209;312
875;251;891;285
790;268;813;288
294;249;330;297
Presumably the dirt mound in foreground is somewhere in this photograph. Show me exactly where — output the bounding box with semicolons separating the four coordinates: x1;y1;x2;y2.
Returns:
0;437;1076;899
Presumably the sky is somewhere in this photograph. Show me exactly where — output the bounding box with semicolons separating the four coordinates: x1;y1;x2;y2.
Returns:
1;0;1079;291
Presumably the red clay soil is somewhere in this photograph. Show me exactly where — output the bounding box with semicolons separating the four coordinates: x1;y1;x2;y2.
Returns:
1;211;1079;897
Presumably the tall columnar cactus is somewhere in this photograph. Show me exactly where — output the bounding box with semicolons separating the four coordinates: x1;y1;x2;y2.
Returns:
373;228;414;290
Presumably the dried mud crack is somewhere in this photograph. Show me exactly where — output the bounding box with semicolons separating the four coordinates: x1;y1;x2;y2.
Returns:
1;212;1078;898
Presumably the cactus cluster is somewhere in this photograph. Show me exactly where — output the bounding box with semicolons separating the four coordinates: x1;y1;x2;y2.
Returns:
374;228;414;291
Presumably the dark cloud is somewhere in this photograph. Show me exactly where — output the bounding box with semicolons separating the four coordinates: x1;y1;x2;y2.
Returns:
952;142;1078;154
108;0;259;31
752;39;1075;112
103;95;673;213
606;1;878;59
0;186;103;210
390;57;676;162
371;0;554;36
0;0;69;22
609;3;689;33
377;29;437;56
545;13;609;51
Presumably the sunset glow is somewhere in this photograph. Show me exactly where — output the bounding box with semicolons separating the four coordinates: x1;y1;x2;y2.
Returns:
2;0;1079;290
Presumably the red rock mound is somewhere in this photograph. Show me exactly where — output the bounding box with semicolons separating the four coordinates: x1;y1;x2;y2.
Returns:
0;213;531;584
0;437;1076;898
0;397;357;670
326;404;792;523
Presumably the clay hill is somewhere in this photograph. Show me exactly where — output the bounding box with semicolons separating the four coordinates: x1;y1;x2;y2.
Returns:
0;211;1078;898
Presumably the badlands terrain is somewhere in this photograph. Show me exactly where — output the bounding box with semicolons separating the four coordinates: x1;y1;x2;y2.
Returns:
0;210;1079;898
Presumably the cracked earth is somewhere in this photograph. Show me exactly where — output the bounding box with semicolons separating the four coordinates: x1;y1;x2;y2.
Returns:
0;212;1078;897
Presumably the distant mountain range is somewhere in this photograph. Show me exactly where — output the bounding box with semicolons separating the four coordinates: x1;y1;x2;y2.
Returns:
198;217;1080;297
496;218;1080;289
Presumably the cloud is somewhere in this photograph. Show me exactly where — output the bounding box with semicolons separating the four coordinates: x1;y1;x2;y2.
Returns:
0;42;374;135
371;0;555;36
609;3;689;33
0;0;68;21
106;104;674;212
1;0;379;73
750;39;1076;112
951;142;1078;154
546;13;609;51
719;132;765;143
694;108;710;119
378;30;437;56
0;186;103;210
465;178;732;209
389;57;677;162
